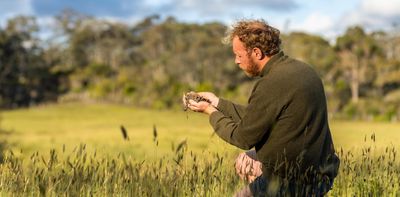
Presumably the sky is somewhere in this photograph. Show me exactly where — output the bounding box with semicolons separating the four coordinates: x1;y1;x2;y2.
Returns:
0;0;399;41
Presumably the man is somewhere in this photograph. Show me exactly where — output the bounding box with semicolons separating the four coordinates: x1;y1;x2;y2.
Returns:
184;19;339;196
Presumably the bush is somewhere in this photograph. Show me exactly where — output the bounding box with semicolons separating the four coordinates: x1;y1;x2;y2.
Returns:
340;98;400;121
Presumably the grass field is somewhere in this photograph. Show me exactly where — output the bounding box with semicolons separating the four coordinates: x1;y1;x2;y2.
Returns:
2;102;400;155
1;102;400;195
0;103;240;160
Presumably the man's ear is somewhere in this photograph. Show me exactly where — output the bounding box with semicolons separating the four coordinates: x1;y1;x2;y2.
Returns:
252;48;264;60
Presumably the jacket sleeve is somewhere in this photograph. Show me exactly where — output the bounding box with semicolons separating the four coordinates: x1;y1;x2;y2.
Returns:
209;79;282;150
216;98;246;123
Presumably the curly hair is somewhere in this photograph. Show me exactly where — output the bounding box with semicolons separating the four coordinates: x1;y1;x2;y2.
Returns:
223;19;281;57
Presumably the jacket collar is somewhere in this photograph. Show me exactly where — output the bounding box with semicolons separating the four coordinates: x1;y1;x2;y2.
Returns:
259;51;285;77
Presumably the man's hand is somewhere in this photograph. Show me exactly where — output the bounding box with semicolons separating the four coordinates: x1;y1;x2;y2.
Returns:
235;150;263;183
196;92;219;107
182;91;218;115
187;99;217;115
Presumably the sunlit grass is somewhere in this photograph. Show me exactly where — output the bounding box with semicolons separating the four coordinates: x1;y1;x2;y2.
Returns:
2;102;400;155
0;103;239;160
1;103;400;195
330;120;400;150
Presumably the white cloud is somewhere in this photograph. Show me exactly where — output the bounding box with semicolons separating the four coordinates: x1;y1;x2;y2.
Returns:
36;16;55;27
362;0;400;16
33;16;57;40
0;0;34;27
138;0;298;24
342;0;400;31
142;0;173;7
292;0;400;41
165;0;297;10
291;12;335;35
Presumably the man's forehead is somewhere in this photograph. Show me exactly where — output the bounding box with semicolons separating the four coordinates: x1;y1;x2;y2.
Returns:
233;36;241;43
232;36;245;51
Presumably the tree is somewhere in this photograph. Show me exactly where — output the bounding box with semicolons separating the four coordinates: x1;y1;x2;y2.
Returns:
0;16;61;108
282;32;336;78
335;26;382;104
134;18;240;107
373;27;400;95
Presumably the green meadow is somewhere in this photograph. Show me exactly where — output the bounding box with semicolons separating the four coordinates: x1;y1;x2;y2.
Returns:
0;103;240;159
2;102;400;154
1;103;400;196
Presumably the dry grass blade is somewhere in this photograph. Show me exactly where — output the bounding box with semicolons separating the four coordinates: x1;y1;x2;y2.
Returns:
120;125;129;141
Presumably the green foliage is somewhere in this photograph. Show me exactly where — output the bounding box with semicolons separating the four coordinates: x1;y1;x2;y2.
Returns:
282;32;336;76
195;82;214;92
341;98;400;121
0;16;62;108
342;102;358;119
1;14;400;119
335;26;384;104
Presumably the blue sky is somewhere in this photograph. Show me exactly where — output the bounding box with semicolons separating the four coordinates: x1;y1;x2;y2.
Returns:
1;0;399;40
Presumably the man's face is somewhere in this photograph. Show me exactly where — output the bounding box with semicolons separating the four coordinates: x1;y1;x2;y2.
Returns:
232;36;260;77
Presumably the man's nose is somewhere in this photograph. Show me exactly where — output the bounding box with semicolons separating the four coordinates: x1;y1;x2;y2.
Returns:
235;58;240;64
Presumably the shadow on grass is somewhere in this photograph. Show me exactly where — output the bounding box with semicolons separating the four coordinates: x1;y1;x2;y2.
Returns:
0;114;10;163
0;141;5;163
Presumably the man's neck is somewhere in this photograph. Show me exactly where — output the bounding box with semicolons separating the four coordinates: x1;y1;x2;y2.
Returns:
257;56;271;73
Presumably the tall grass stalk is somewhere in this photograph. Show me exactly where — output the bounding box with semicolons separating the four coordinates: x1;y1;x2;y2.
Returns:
0;134;399;196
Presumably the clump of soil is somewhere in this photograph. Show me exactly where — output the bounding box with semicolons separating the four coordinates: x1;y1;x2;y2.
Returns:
183;92;211;111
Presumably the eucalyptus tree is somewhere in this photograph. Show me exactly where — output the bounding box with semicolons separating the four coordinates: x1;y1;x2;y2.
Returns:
335;26;382;104
0;16;57;108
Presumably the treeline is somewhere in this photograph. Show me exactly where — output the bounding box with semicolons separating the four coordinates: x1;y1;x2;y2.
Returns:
1;11;400;120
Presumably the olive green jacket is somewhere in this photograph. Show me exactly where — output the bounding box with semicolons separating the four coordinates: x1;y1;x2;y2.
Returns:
209;51;339;180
